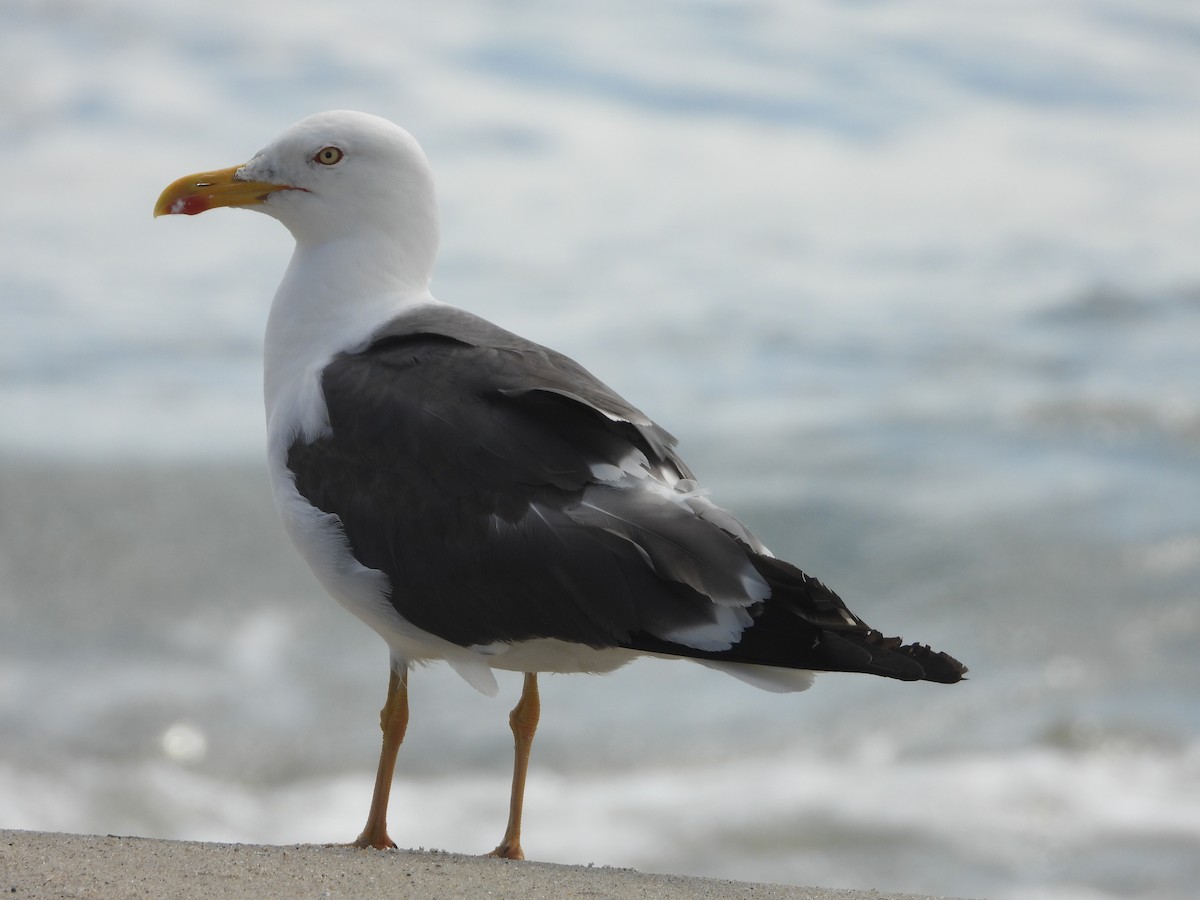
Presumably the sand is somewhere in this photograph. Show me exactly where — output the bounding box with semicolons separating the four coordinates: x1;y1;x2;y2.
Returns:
1;830;963;899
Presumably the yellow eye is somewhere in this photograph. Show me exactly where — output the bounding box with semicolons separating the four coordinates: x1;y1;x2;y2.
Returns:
313;146;344;166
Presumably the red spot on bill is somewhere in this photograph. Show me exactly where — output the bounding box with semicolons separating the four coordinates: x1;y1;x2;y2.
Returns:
174;194;214;216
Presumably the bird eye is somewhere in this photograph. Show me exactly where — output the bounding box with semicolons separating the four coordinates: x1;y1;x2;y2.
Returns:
313;146;344;166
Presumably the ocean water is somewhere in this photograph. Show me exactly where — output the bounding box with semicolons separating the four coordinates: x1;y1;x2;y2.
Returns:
2;2;1199;898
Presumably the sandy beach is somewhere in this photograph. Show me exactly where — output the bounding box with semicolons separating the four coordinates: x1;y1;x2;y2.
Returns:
1;830;963;899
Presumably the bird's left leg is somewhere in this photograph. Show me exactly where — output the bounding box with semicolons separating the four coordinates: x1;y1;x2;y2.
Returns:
488;671;540;860
353;663;409;849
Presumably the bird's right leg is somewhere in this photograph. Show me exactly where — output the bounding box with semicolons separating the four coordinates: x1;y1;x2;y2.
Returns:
353;663;409;849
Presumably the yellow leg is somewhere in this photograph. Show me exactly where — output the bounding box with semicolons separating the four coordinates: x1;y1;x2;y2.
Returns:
353;664;409;849
488;672;540;860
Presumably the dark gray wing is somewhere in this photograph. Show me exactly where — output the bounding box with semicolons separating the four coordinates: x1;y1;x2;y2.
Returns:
286;308;967;684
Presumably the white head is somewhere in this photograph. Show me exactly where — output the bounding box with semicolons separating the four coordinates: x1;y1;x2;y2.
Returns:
156;110;440;290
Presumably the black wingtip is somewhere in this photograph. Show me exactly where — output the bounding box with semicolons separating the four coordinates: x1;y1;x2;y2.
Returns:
749;555;968;684
897;642;969;684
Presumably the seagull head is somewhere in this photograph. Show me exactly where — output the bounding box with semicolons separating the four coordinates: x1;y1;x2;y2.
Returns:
155;110;440;281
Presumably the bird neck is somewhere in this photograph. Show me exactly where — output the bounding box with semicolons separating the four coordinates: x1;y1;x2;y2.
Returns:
262;235;436;450
288;229;434;295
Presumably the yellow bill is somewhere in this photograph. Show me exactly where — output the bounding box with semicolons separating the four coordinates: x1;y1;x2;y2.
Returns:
154;164;293;217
